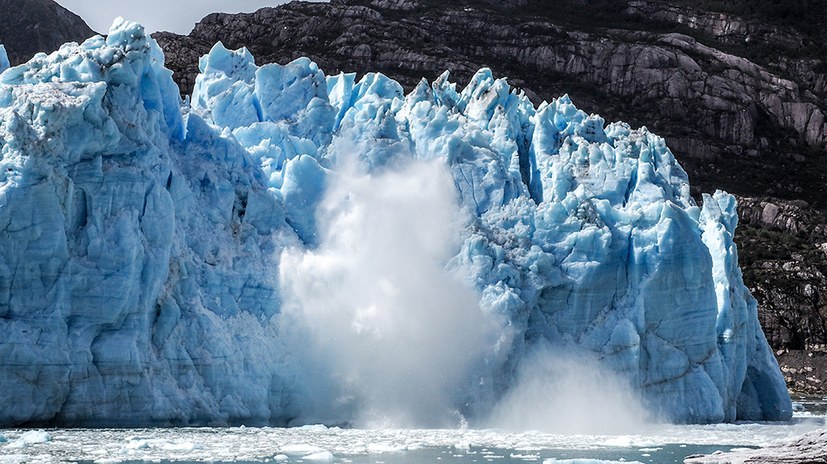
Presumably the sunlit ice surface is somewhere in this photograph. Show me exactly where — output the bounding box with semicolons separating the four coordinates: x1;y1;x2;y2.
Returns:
0;405;823;464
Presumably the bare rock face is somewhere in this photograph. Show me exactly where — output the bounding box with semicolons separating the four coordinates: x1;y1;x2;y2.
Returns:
685;428;827;463
776;350;827;394
0;0;96;65
735;196;827;351
625;0;805;49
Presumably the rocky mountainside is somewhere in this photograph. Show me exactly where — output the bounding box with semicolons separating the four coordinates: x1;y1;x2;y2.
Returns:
0;0;96;65
737;198;827;350
155;0;827;353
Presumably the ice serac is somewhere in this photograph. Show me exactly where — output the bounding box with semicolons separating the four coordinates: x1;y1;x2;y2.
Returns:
0;20;291;426
0;45;8;73
0;23;790;426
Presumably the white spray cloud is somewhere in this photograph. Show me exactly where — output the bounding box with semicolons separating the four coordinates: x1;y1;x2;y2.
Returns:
487;343;657;434
279;157;501;428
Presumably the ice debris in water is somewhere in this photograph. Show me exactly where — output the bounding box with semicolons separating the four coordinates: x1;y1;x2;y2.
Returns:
8;431;52;448
0;18;791;427
543;460;645;464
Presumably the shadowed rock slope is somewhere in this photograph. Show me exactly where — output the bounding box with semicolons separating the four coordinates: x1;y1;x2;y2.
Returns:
0;0;96;65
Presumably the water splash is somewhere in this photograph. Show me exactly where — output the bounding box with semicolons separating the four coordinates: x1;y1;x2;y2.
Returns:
487;343;658;434
279;157;501;428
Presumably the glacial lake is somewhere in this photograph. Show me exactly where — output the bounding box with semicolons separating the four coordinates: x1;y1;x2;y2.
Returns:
1;398;824;464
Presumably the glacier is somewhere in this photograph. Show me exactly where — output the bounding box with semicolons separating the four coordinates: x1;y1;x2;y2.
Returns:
0;19;791;427
0;45;8;74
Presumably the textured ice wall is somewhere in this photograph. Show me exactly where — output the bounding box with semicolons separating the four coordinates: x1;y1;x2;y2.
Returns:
0;45;8;74
0;22;791;427
0;23;293;426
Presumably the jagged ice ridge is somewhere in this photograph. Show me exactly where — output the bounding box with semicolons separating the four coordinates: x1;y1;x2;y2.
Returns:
0;20;790;426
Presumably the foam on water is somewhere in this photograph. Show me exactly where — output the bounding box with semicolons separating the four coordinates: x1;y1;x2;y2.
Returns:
0;410;823;464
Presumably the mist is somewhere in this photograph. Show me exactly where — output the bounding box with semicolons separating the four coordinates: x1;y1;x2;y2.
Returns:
487;343;657;434
277;155;658;432
279;157;501;428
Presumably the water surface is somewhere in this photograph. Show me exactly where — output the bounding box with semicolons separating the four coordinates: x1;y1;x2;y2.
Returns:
2;402;824;464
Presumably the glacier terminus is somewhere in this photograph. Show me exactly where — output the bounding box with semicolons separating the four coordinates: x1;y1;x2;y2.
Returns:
0;19;791;427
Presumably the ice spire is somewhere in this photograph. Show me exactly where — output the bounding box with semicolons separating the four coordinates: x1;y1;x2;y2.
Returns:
0;44;9;73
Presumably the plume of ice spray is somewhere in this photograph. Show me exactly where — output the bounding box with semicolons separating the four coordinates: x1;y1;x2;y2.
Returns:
279;157;501;428
488;343;657;434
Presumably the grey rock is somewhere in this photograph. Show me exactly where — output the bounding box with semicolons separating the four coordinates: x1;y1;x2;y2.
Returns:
625;0;804;49
735;196;827;352
685;428;827;463
0;0;96;65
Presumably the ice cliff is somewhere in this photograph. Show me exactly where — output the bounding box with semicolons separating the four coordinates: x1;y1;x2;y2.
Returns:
0;20;791;427
0;46;8;74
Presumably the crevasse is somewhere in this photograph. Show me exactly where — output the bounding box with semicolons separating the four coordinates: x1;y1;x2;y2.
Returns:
0;20;790;426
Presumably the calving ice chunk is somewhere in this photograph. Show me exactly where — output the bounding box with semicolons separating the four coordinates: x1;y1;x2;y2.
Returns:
0;18;790;427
